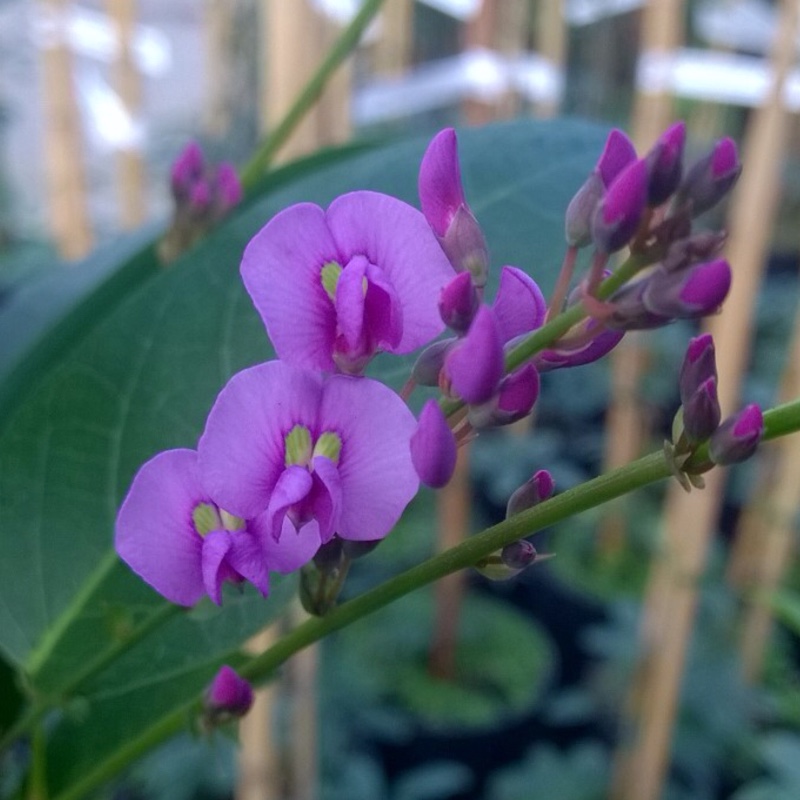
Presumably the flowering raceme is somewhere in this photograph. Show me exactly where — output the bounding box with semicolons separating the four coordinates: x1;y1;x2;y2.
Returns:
241;191;455;375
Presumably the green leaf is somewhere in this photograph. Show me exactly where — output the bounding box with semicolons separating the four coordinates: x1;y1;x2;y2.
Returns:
0;118;609;794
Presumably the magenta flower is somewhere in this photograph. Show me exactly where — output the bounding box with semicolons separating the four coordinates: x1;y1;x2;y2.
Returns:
242;191;454;375
645;121;686;205
709;404;764;465
591;158;649;253
198;361;419;552
410;399;457;488
115;449;270;606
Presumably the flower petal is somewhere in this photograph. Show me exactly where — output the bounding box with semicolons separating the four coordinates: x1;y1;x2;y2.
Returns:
310;456;343;543
241;203;339;371
115;448;206;606
335;256;369;351
251;515;322;573
319;375;418;540
199;362;324;519
326;191;454;353
491;266;547;344
264;466;313;541
226;531;270;597
201;530;236;605
418;128;466;236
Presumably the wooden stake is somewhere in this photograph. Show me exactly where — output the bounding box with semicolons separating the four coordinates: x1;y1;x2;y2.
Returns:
610;2;799;797
40;0;93;260
105;0;145;228
533;0;566;118
205;0;234;138
372;0;414;76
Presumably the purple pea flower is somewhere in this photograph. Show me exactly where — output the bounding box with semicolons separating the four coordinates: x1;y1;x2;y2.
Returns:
410;399;457;488
492;266;547;344
709;404;764;465
215;162;243;211
241;191;455;375
205;665;254;720
198;361;419;552
439;271;479;333
419;128;489;285
115;449;271;606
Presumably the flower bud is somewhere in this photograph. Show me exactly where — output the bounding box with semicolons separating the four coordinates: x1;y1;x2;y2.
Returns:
411;338;456;386
565;171;604;248
469;364;540;428
709;404;764;465
445;306;504;404
607;279;672;331
215;162;243;212
661;231;727;274
591;159;648;253
643;258;731;319
410;399;457;488
204;665;253;723
645;121;686;206
474;539;542;581
171;140;204;196
535;322;624;372
679;333;717;406
189;179;212;213
439;271;479;333
677;137;741;216
597;129;638;187
506;469;555;518
682;376;721;443
342;539;382;559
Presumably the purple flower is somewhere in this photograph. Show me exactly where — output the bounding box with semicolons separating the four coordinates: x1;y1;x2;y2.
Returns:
439;271;479;333
492;266;547;344
597;129;638;187
679;333;717;406
410;399;457;488
215;162;243;211
646;121;686;205
682;376;721;443
592;159;649;253
205;665;253;719
677;137;742;216
198;361;419;551
643;258;732;318
171;141;205;197
115;449;271;606
241;192;455;374
709;404;764;465
419;128;489;284
535;321;624;372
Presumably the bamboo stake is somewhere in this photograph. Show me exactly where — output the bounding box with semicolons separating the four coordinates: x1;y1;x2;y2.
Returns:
105;0;145;229
40;0;93;260
736;295;800;681
597;0;684;553
533;0;566;118
610;3;799;798
372;0;414;75
315;11;353;148
205;0;234;138
236;625;281;800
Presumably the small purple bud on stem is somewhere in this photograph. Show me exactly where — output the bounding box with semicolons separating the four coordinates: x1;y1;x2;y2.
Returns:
597;129;638;187
470;364;540;428
506;469;555;518
709;404;764;465
501;540;538;570
171;141;204;196
410;399;457;488
445;306;504;405
215;162;243;212
682;376;721;443
412;338;456;386
677;136;742;216
679;333;717;406
204;665;253;723
439;271;479;333
565;172;604;248
643;258;732;319
591;159;649;253
646;121;686;206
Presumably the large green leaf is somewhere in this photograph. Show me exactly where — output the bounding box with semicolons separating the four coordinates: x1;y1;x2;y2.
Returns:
0;118;608;795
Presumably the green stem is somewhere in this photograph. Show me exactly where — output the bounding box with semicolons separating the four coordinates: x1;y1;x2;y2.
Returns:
239;0;389;188
46;400;800;798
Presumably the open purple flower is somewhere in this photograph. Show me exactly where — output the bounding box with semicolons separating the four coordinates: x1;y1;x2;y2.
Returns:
115;449;270;606
198;361;419;553
241;191;455;375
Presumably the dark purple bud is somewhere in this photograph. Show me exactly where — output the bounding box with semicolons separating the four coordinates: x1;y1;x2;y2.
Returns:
189;179;212;212
565;171;604;248
646;121;686;205
535;322;624;372
682;376;721;443
679;333;717;406
439;271;479;333
591;159;648;253
445;306;504;404
412;338;456;386
607;278;673;331
597;129;638;188
506;469;555;518
709;404;764;465
171;140;204;195
643;259;731;319
661;231;727;274
410;399;457;488
677;137;742;216
215;162;243;212
501;540;538;570
205;665;253;721
471;364;540;428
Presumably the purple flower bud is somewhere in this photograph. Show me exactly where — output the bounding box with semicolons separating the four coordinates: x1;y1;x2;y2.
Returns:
591;159;648;253
189;179;212;212
445;306;504;404
215;162;243;212
501;540;538;570
565;171;604;248
410;399;457;488
679;333;717;406
646;121;686;206
171;140;204;195
661;231;727;274
439;271;479;333
677;137;742;216
471;364;540;428
682;376;721;443
597;129;638;188
412;338;456;386
535;323;624;372
506;469;555;518
709;404;764;465
607;278;673;331
643;259;731;319
205;665;253;721
419;128;489;285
